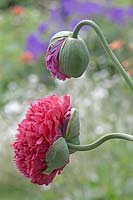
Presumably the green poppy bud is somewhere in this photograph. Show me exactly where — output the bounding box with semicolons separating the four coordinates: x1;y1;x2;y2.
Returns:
59;36;89;77
46;31;89;80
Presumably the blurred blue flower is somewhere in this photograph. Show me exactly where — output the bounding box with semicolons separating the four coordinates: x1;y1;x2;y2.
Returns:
60;1;103;18
49;8;65;29
25;33;48;59
77;2;103;16
60;0;72;17
128;6;133;18
37;23;48;34
106;7;126;24
60;0;80;17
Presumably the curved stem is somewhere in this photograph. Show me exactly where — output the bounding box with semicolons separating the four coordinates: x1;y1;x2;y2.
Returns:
72;19;133;90
67;133;133;151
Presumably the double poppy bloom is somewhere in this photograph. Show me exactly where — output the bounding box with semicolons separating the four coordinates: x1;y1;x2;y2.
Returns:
12;95;72;185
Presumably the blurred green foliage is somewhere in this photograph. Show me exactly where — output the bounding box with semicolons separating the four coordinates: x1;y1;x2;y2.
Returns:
112;0;132;6
0;8;53;107
0;0;31;9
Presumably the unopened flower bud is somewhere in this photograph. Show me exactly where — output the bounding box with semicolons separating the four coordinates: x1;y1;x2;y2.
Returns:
59;36;89;77
46;31;89;80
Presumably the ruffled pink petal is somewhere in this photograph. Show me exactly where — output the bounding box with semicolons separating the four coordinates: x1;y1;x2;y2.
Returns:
45;38;70;80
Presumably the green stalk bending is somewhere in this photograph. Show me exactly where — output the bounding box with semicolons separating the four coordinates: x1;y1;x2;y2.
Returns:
72;19;133;90
67;133;133;151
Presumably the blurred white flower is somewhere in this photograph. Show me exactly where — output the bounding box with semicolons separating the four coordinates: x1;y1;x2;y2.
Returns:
4;101;21;114
92;87;108;100
28;74;39;84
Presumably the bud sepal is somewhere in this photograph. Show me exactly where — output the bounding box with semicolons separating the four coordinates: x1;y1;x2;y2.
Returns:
44;137;69;175
59;37;89;77
65;108;80;154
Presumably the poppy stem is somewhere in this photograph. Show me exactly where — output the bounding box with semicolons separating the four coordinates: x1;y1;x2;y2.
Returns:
67;133;133;151
72;19;133;90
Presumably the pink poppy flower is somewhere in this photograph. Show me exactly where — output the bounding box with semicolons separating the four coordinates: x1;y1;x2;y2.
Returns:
12;95;71;185
45;38;70;80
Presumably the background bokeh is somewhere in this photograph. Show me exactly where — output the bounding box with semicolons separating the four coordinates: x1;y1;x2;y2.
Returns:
0;0;133;199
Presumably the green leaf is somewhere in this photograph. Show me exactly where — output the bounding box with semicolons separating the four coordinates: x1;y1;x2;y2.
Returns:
65;108;80;154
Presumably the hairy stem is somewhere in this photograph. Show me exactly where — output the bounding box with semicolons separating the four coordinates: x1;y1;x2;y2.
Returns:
72;19;133;90
67;133;133;151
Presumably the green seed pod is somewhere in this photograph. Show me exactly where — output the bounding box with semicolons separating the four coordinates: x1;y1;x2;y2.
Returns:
59;37;89;77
